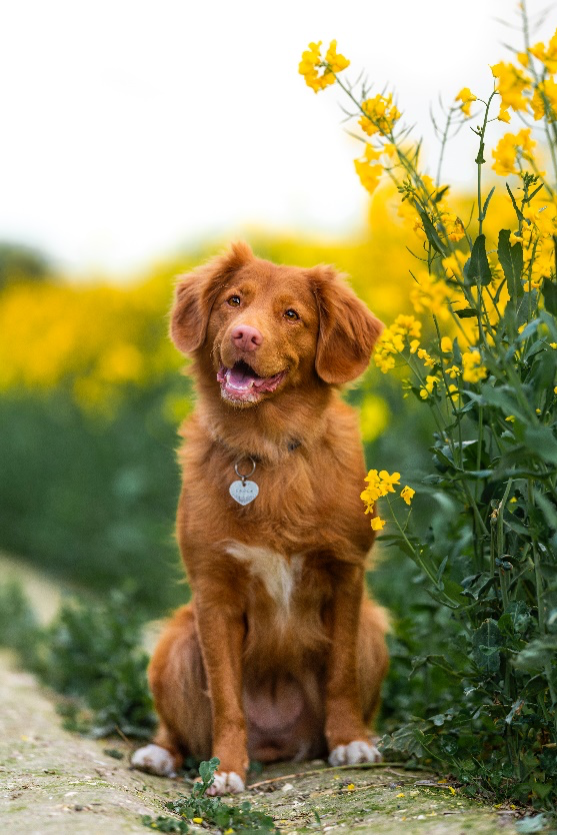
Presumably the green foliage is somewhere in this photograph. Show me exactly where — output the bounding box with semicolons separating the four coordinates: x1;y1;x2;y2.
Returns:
0;580;156;738
0;386;188;615
142;758;278;835
0;241;51;288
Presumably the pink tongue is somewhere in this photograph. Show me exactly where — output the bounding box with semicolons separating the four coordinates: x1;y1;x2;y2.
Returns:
229;367;256;387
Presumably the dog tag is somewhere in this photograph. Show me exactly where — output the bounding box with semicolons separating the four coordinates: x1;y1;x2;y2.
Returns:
229;479;259;506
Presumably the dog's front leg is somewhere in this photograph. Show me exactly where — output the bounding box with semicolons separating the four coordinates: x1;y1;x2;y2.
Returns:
325;563;381;766
194;588;248;794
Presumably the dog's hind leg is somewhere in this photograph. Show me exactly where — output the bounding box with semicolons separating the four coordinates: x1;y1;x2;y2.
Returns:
131;604;213;777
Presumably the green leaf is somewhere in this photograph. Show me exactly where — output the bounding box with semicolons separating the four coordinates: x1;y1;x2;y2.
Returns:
454;307;479;318
533;489;557;529
513;637;556;674
523;427;557;466
497;229;523;298
472;619;502;673
466;234;492;286
506;181;525;224
419;210;446;255
480;186;495;222
542;277;557;315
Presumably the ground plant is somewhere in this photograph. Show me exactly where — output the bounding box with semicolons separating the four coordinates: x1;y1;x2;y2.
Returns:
142;758;277;835
300;0;556;811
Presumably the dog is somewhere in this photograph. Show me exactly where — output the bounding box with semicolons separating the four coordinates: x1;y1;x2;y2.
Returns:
131;242;389;794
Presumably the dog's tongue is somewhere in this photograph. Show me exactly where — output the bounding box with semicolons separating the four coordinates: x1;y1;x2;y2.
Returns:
217;362;285;402
228;366;263;389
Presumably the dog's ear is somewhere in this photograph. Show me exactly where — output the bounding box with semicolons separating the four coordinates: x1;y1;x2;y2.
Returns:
170;241;254;354
309;265;384;384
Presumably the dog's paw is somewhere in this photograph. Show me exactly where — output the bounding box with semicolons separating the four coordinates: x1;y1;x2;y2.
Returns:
328;739;382;766
130;744;177;777
207;771;245;796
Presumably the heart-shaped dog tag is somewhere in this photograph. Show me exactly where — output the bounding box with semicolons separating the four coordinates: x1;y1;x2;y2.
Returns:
229;480;259;506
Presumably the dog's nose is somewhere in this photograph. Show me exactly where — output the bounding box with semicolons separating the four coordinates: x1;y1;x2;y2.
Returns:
231;324;263;352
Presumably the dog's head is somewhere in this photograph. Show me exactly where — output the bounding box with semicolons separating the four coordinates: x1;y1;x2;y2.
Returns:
170;242;383;406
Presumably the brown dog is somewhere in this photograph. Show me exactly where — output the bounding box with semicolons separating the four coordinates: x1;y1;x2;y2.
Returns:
131;242;389;794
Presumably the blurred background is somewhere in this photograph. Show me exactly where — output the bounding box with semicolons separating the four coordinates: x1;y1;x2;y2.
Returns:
0;0;555;633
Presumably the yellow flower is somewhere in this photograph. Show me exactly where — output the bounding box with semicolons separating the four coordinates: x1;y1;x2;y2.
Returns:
442;250;469;280
359;93;401;137
396;793;405;798
455;87;477;117
491;61;532;112
325;40;350;73
441;337;453;354
192;817;203;824
446;365;460;377
410;270;451;320
529;31;557;74
417;348;437;367
371;516;386;531
505;415;515;423
354;144;385;194
509;232;524;245
462;350;487;383
550;343;557;349
298;40;349;93
347;783;355;791
530;77;557;122
491;128;536;176
401;486;415;505
497;106;511;123
448;383;460;404
448;786;456;795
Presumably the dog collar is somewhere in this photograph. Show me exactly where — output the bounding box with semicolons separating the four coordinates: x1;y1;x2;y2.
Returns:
228;441;301;506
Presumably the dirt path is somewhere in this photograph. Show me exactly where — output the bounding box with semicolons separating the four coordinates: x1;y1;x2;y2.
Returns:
0;648;526;836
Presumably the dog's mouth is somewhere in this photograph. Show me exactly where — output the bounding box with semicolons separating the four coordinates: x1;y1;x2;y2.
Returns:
217;360;287;403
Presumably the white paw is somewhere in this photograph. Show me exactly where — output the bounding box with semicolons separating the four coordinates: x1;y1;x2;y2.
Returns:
206;771;245;796
130;744;177;777
328;739;382;766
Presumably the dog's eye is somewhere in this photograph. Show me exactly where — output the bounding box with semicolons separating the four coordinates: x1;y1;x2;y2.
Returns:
284;309;300;321
227;295;241;307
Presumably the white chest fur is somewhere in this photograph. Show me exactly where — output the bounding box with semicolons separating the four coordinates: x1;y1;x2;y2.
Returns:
224;541;303;616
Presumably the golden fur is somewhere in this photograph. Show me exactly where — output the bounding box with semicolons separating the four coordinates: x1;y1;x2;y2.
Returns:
139;242;390;789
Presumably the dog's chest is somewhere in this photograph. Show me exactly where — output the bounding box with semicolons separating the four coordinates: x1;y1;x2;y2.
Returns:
224;541;304;616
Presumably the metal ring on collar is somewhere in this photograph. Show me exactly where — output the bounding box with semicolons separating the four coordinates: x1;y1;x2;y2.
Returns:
234;457;257;480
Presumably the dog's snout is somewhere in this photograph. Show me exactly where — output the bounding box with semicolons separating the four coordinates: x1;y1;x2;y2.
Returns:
231;324;263;352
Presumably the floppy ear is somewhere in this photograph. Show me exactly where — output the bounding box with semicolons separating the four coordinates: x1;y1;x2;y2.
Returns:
310;265;384;384
170;241;254;354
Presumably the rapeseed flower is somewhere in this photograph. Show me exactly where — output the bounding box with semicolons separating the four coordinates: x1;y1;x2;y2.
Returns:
298;40;350;93
491;128;536;176
354;144;385;193
528;31;557;74
401;486;415;505
530;77;557;122
359;93;401;137
420;374;440;399
462;350;487;383
455;87;477;117
410;270;451;320
491;61;532;112
372;315;423;374
370;516;386;531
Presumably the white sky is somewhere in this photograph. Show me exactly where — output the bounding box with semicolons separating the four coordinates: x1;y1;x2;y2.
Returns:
0;0;556;278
